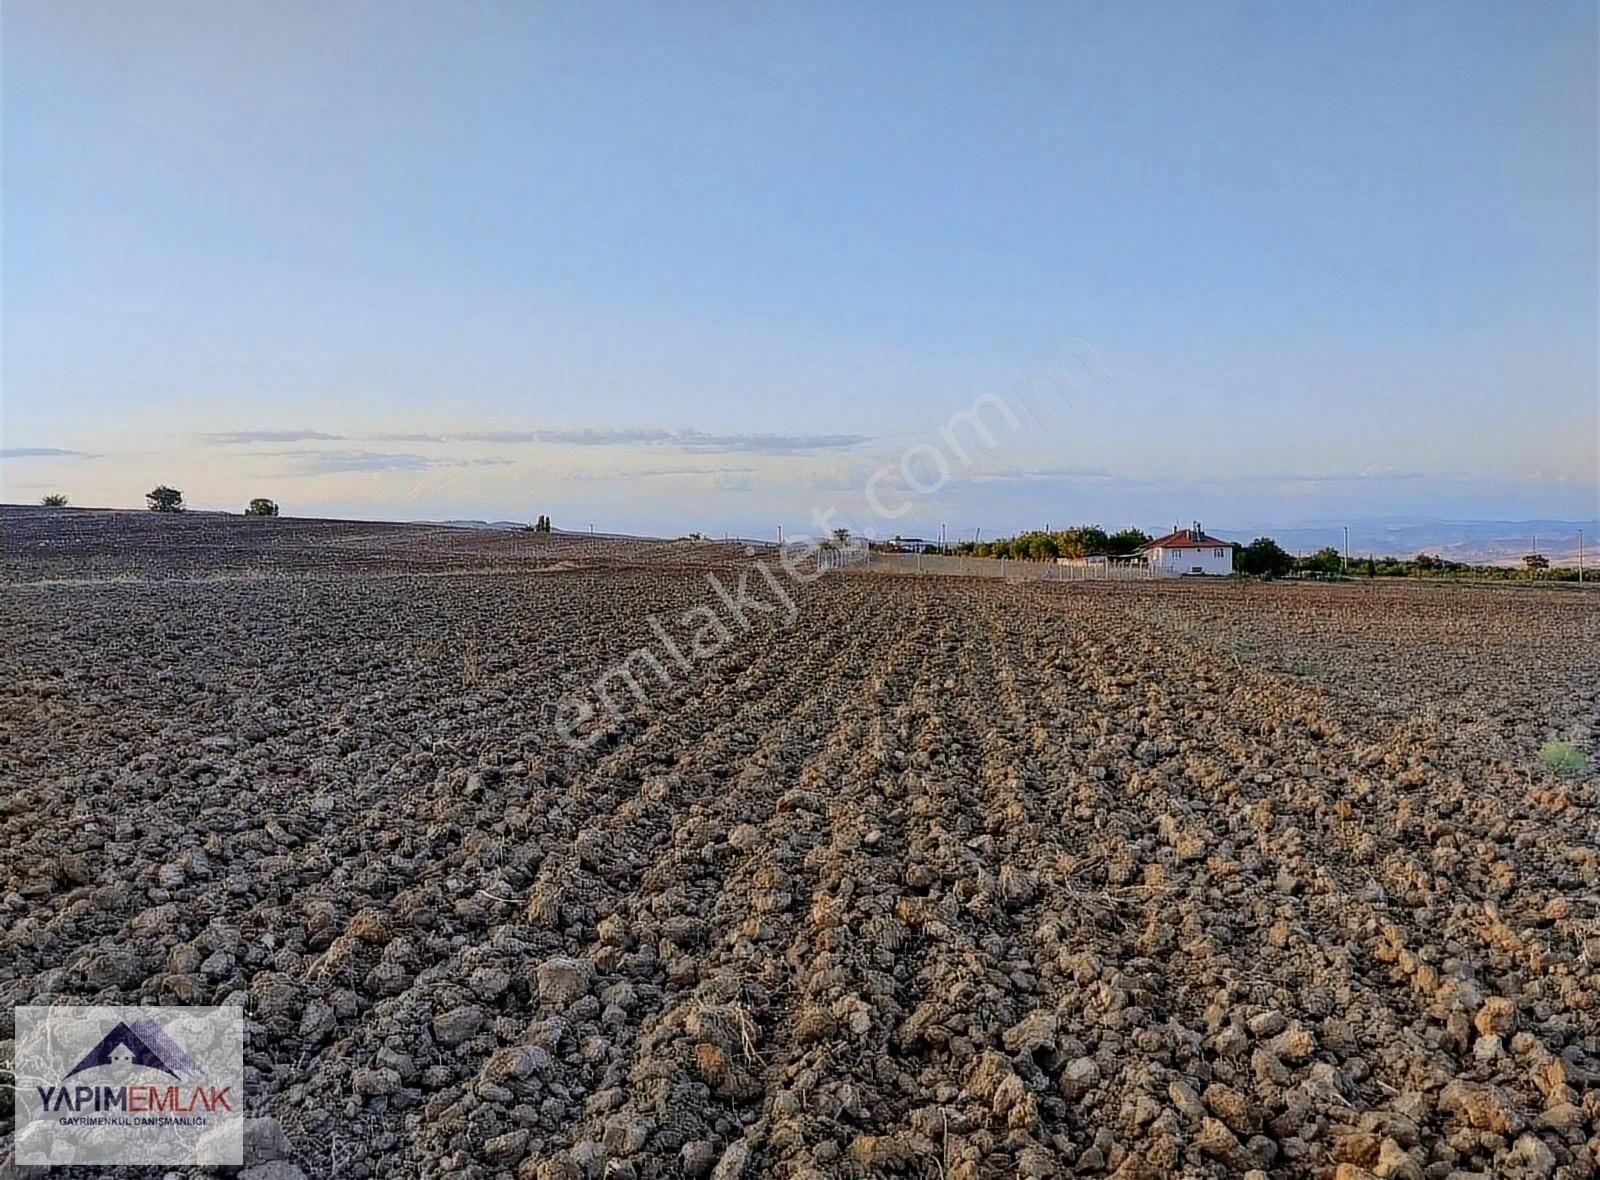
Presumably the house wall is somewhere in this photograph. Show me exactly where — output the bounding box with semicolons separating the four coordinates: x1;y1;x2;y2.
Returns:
1147;545;1233;575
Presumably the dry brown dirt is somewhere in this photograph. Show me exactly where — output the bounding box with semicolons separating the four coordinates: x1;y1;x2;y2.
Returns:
3;506;1599;1180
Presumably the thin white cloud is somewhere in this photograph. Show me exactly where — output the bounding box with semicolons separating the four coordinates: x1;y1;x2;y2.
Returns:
352;426;870;454
955;465;1436;489
463;427;675;446
201;429;345;444
557;465;758;483
671;430;868;454
0;446;97;459
265;450;515;475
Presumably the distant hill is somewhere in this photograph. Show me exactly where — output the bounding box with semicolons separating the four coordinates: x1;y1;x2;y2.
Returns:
423;519;529;530
1220;517;1599;566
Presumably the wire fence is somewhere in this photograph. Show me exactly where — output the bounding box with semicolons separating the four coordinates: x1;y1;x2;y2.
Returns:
860;552;1173;581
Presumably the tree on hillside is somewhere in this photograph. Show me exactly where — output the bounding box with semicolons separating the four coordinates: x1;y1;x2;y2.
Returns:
1414;552;1444;571
1235;537;1294;578
146;485;184;513
41;493;68;507
245;498;279;517
533;514;552;533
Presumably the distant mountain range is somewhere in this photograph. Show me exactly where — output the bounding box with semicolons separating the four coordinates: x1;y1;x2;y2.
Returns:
426;519;530;530
1220;517;1599;566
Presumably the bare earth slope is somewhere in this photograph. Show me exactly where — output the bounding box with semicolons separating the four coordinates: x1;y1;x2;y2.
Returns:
0;504;760;582
3;506;1600;1179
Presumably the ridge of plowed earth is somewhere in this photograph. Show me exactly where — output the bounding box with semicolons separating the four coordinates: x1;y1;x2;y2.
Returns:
3;544;1598;1180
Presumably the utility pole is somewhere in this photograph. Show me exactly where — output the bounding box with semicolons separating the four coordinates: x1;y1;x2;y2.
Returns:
1580;529;1586;583
940;523;946;555
1343;526;1349;575
777;525;784;546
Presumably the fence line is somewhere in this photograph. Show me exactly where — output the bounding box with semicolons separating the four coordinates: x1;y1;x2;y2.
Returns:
1042;561;1170;582
816;540;872;574
857;552;1173;580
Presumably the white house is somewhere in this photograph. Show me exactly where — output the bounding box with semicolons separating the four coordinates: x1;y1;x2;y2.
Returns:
1141;522;1236;575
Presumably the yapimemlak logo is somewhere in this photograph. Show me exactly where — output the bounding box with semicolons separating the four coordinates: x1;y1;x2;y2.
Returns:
13;1005;243;1166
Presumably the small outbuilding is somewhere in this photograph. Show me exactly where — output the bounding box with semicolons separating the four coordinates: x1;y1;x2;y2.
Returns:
1141;522;1236;575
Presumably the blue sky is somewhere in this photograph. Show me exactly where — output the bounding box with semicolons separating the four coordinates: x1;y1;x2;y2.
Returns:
3;0;1596;539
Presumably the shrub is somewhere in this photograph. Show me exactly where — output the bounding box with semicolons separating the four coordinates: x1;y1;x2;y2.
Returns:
245;498;279;517
41;493;68;507
1540;740;1587;776
146;485;184;513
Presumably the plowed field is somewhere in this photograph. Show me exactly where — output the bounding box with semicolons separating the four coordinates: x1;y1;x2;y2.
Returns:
4;507;1599;1179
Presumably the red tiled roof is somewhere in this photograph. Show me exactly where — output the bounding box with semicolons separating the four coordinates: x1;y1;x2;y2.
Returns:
1141;528;1235;551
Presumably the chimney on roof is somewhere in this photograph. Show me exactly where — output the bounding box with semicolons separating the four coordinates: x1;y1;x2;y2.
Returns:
1193;520;1202;536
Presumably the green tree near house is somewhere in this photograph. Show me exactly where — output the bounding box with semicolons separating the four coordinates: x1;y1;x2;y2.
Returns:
1297;546;1343;576
1235;537;1294;578
1054;526;1109;559
1105;527;1151;556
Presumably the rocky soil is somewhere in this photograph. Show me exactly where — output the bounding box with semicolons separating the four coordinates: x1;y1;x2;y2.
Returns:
3;507;1600;1179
